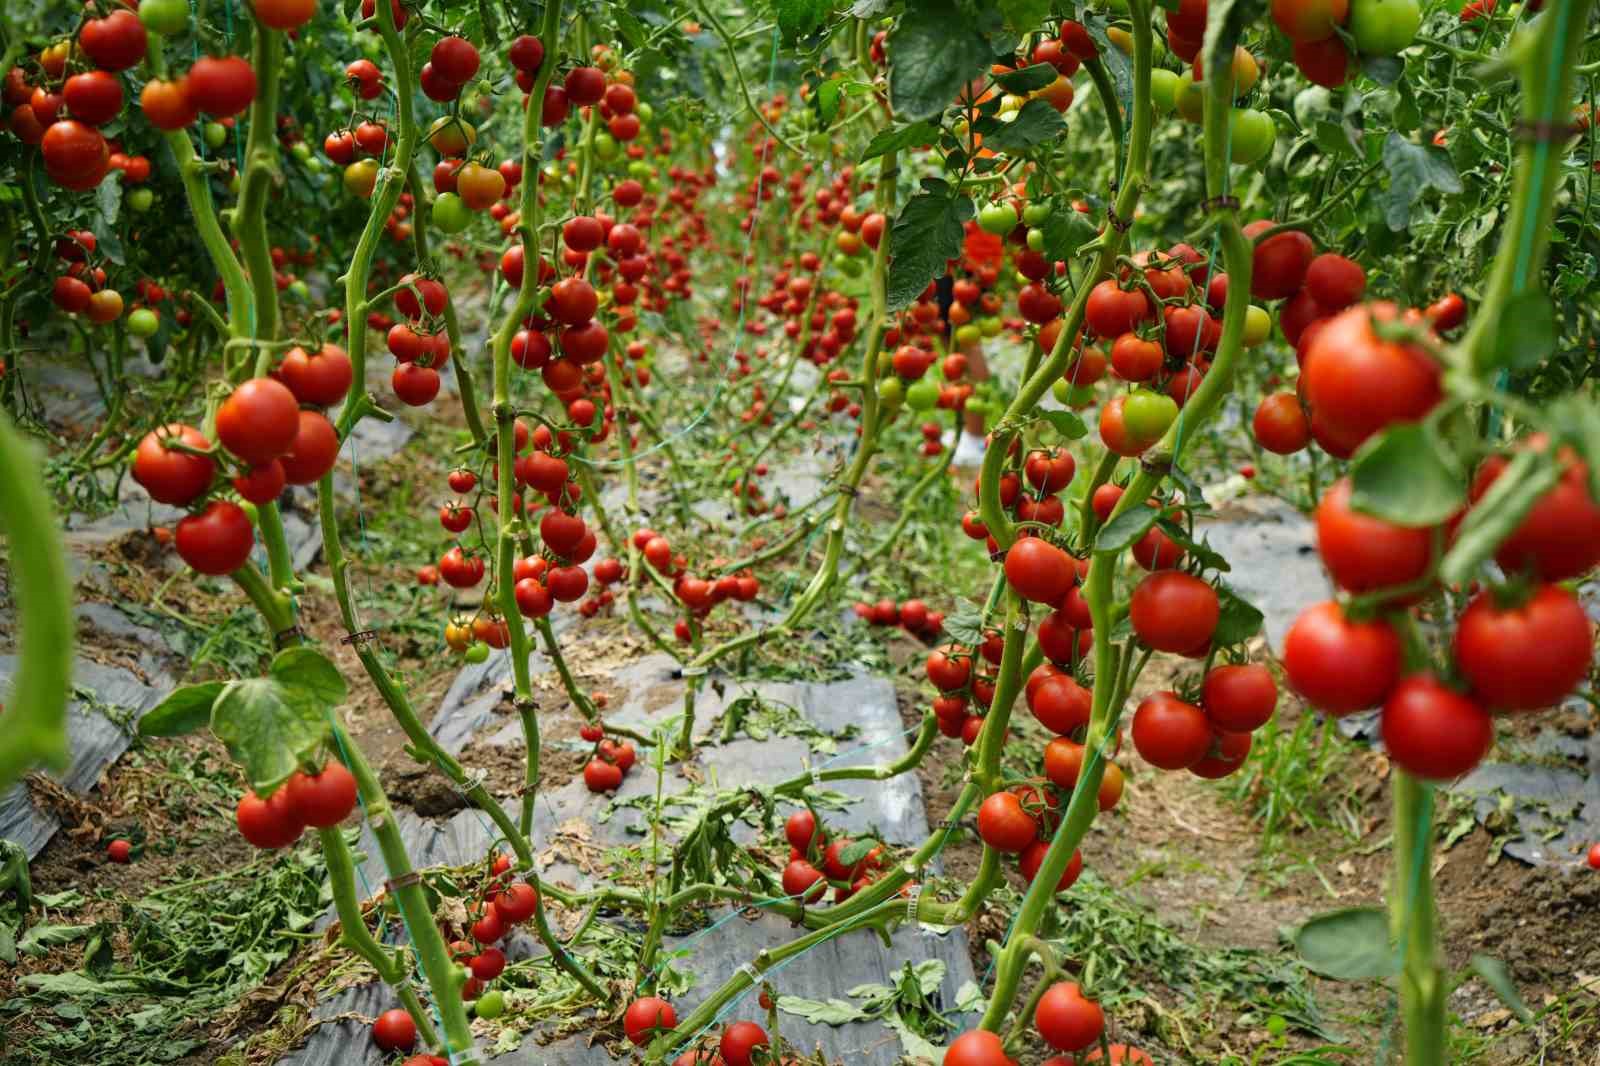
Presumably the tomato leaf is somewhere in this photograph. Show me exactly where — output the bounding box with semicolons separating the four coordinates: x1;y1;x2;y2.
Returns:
1093;506;1157;553
886;0;994;122
1349;422;1465;527
1155;520;1230;573
1210;583;1264;646
886;187;973;311
838;837;879;866
993;63;1058;95
269;647;347;708
210;678;332;794
1469;954;1532;1022
1293;907;1398;980
860;120;938;162
777;994;874;1025
1038;200;1099;262
941;600;987;647
137;682;224;738
981;99;1068;154
1382;133;1462;231
814;77;844;125
1040;409;1088;440
774;0;834;45
1485;290;1556;372
1082;12;1132;119
1438;449;1560;587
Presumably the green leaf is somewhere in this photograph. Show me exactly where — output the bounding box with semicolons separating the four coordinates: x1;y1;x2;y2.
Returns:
0;922;13;965
980;99;1067;153
1438;449;1560;587
137;682;223;738
1382;133;1462;231
269;647;347;708
1470;954;1532;1022
1038;204;1099;263
941;600;987;647
860;120;938;162
778;995;873;1025
815;77;844;125
1094;506;1158;553
1083;12;1132;118
839;837;880;866
1293;907;1398;980
774;0;834;43
210;678;331;794
17;923;90;956
887;0;994;121
1485;290;1556;372
888;1015;943;1063
1155;521;1230;573
994;63;1058;95
1313;119;1357;158
886;189;973;311
1041;409;1088;440
1349;422;1466;527
1211;583;1264;646
997;0;1052;34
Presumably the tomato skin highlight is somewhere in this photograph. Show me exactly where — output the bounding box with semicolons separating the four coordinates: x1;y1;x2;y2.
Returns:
1283;601;1402;714
1454;585;1594;711
1380;675;1493;780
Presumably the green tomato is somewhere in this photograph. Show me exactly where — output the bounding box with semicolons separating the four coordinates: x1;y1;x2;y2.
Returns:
1026;227;1045;252
1150;69;1181;114
287;280;310;302
204;122;228;149
475;990;505;1020
877;376;904;407
954;323;982;347
1052;378;1074;406
976;201;1018;236
627;160;652;178
978;316;1002;338
636;102;654;123
291;142;311;162
834;253;864;277
139;0;189;35
1349;0;1421;55
1243;305;1271;348
1022;202;1052;227
1228;108;1276;166
127;308;160;338
593;132;619;160
433;192;471;234
464;642;490;664
905;377;940;411
1174;73;1204;123
227;171;241;195
1053;379;1097;406
305;157;324;175
1123;388;1179;443
125;187;154;212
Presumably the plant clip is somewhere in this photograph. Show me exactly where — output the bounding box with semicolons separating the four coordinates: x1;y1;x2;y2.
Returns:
904;883;923;922
737;961;762;984
341;628;379;646
835;482;858;497
1511;118;1583;143
1199;195;1241;213
273;625;304;648
385;870;424;893
681;664;709;678
451;767;490;795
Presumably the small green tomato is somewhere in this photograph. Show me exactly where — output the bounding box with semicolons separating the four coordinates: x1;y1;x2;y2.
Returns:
976;201;1018;236
464;642;490;664
1243;305;1271;348
204;122;228;149
127;308;160;337
126;187;155;212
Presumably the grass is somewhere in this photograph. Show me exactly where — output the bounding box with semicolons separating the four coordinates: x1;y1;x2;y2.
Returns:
1218;711;1364;855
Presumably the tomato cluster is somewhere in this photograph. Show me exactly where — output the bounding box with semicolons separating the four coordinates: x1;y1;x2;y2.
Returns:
580;723;637;793
779;808;889;906
447;851;541;1010
234;759;358;850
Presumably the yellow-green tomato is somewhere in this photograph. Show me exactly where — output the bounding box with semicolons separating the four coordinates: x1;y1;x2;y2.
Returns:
464;642;490;664
877;376;904;407
593;132;619;160
1243;305;1271;347
978;316;1003;338
955;323;982;346
1150;69;1181;114
125;187;154;212
1350;0;1422;55
906;377;940;411
1229;108;1276;165
475;990;505;1020
1175;73;1204;123
1124;388;1179;442
127;308;160;337
977;201;1018;235
433;192;471;234
1027;227;1046;252
204;122;227;149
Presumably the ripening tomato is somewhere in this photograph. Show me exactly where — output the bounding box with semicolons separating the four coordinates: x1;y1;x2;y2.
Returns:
1454;585;1593;711
133;423;215;505
623;997;677;1046
1271;0;1350;42
1314;478;1438;595
254;0;316;30
79;9;148;71
1005;537;1076;605
277;410;340;484
1110;333;1163;382
1201;664;1278;732
1129;571;1218;654
1243;221;1314;300
1381;675;1493;780
942;1029;1010;1066
184;55;258;117
1035;982;1104;1052
175;500;254;575
1282;601;1401;714
142;78;198;129
1131;692;1212;769
1085;280;1152;337
1252;392;1310;454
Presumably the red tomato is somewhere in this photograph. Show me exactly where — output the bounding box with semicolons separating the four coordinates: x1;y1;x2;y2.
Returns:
1300;302;1441;455
175;500;254;575
1470;444;1600;581
1243;221;1314;300
1313;477;1437;594
1019;840;1082;891
1035;981;1104;1052
1252;392;1310;454
1282;601;1401;714
1454;584;1593;711
1085;280;1152;337
583;758;623;792
1201;664;1278;732
236;788;304;848
285;761;359;828
1029;674;1092;735
718;1021;769;1066
184;55;258;118
1129;572;1218;654
1304;253;1366;310
278;411;340;484
1380;675;1493;780
371;1009;417;1052
943;1029;1011;1066
977;791;1038;853
216;377;301;465
133;423;215;505
1004;537;1076;605
623;997;677;1046
1131;692;1213;770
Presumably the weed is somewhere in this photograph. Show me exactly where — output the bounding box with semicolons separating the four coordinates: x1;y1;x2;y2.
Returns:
1219;712;1363;853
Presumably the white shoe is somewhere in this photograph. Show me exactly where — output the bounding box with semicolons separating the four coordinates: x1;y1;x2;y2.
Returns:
952;431;987;468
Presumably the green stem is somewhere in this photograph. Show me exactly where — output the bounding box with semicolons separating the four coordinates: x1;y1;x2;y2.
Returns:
1392;771;1442;1066
234;25;284;350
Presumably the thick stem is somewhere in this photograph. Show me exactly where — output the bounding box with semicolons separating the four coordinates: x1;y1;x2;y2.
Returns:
235;26;284;350
1392;771;1443;1066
